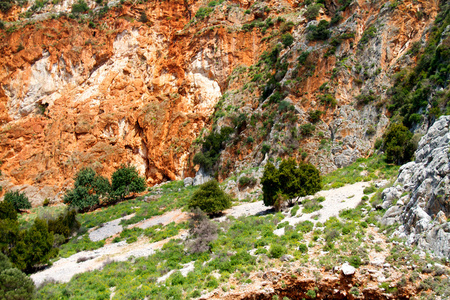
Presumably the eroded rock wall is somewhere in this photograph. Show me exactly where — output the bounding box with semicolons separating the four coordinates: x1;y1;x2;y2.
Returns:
382;115;450;258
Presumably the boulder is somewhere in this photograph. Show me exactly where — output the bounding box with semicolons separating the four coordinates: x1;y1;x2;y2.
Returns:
341;262;356;276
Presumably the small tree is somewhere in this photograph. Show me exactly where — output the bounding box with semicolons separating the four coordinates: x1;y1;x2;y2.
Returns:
4;191;31;211
261;158;322;209
111;165;146;201
383;123;415;164
188;180;232;215
63;168;111;211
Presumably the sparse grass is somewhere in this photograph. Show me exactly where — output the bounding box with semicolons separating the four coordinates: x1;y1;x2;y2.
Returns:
322;155;399;189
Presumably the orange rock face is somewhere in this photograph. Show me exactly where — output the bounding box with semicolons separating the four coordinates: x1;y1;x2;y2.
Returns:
0;0;270;205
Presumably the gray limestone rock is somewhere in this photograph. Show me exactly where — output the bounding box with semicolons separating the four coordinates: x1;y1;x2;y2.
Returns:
382;116;450;259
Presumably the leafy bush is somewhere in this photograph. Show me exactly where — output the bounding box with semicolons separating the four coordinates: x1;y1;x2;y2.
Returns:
304;3;322;20
47;208;80;238
308;110;323;123
0;253;35;300
290;204;299;216
261;158;322;208
195;6;213;19
4;191;31;211
382;124;415;164
358;26;377;48
300;123;315;136
298;243;308;253
71;0;89;13
307;20;330;41
349;255;362;268
0;201;17;220
363;185;376;194
193;127;234;171
269;243;286;258
281;33;294;48
63;168;111;211
261;143;271;154
238;176;256;188
188;180;231;215
111;165;146;201
0;0;14;13
302;198;323;213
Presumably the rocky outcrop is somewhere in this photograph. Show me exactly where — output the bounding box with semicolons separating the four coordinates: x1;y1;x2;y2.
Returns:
381;116;450;258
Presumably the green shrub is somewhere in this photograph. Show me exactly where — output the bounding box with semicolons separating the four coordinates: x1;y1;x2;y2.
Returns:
63;168;111;211
302;198;323;214
47;208;80;238
0;201;17;220
291;204;300;216
307;20;330;41
261;158;322;208
4;191;31;211
300;123;315;136
261;143;271;154
0;0;14;13
111;165;146;201
304;3;322;20
71;0;89;13
298;243;308;253
306;289;316;298
358;26;377;48
195;6;213;19
308;110;323;123
296;221;314;233
193;127;234;171
383;123;415;164
0;254;35;300
269;243;286;258
188;180;231;215
349;255;362;268
281;33;294;47
238;176;256;188
363;185;376;194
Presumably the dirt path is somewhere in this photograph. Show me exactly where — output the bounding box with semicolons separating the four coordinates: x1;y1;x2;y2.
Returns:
31;230;188;287
218;181;372;225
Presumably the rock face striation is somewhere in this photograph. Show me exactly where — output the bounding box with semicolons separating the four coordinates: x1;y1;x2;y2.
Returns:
382;116;450;258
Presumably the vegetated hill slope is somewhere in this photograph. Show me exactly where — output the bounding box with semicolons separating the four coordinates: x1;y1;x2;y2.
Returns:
0;0;447;204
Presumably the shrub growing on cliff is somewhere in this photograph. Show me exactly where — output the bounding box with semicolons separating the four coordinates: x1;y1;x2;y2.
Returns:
382;123;415;165
261;158;322;209
188;180;231;215
71;0;89;13
4;191;31;211
307;20;331;41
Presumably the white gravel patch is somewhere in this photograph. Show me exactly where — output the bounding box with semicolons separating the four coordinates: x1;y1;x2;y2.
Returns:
217;181;372;225
134;209;186;230
89;214;135;242
284;181;371;225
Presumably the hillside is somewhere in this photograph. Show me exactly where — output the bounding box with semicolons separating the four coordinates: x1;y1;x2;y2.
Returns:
0;0;448;204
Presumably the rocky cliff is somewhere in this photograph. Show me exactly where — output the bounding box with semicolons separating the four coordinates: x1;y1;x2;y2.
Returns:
382;115;450;258
0;0;444;204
